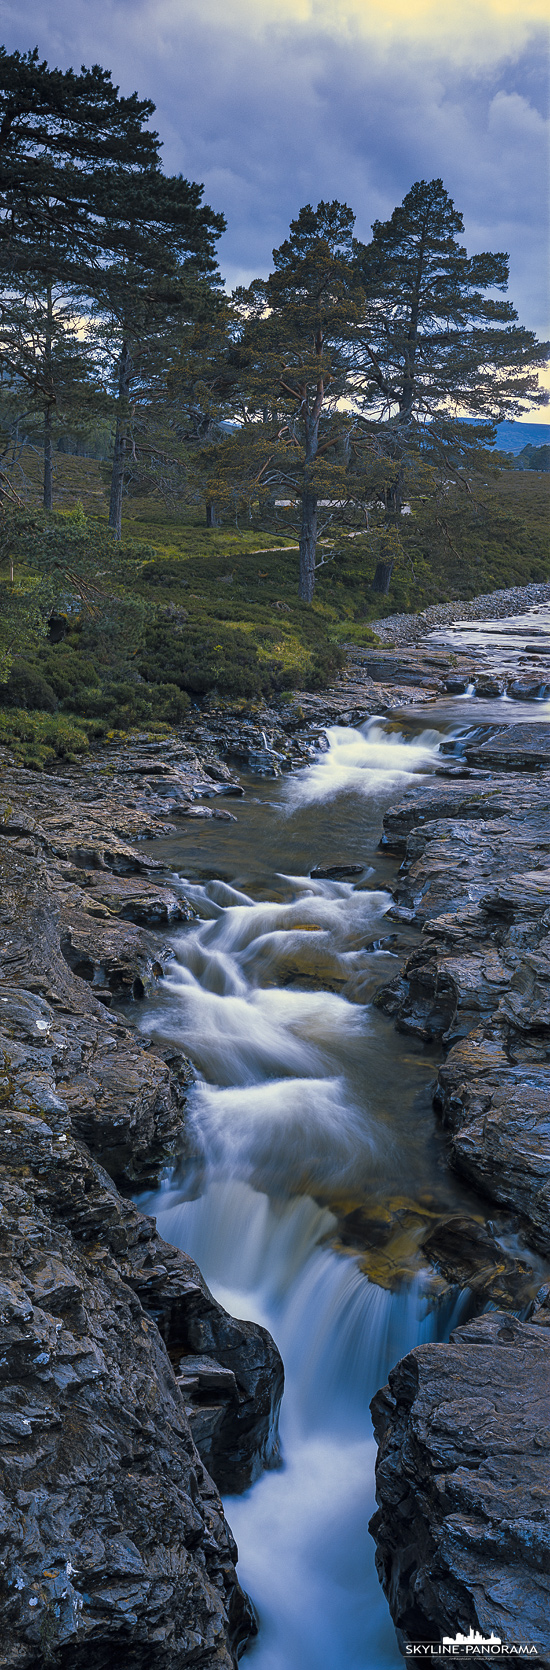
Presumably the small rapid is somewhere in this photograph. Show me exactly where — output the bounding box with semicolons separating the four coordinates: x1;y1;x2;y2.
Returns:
283;720;444;805
140;717;467;1666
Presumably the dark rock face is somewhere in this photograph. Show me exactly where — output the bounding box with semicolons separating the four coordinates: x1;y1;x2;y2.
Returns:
380;776;550;856
374;772;550;1256
435;1047;550;1255
370;1314;550;1661
0;757;284;1669
0;1106;258;1669
128;1229;283;1496
371;738;550;1655
60;908;176;1004
464;723;550;771
0;840;189;1189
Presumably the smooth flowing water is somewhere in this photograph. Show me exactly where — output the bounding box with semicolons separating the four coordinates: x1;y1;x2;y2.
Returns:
139;718;476;1667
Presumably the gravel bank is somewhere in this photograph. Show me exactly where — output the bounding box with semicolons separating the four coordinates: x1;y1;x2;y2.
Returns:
373;581;550;645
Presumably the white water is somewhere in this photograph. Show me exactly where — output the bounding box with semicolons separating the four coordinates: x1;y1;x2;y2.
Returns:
283;720;443;806
141;719;462;1667
153;1179;467;1670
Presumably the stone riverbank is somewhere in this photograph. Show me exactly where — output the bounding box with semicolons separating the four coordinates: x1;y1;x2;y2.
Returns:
367;618;550;1664
0;614;549;1665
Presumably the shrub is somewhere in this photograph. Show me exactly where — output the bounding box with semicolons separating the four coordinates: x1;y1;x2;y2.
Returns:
140;623;267;698
0;659;57;712
72;678;190;730
138;560;189;589
39;649;101;700
0;708;89;767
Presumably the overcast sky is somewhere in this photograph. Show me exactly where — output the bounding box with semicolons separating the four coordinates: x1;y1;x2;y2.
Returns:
3;0;549;411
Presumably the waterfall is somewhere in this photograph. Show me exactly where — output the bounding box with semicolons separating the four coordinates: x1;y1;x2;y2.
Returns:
139;717;460;1668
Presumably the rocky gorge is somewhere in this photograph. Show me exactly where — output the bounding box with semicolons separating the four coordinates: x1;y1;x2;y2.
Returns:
0;585;550;1667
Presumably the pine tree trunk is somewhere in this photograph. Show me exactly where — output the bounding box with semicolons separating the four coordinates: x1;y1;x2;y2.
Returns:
43;404;53;511
43;282;54;511
299;490;317;602
206;502;217;527
372;560;394;595
109;341;132;540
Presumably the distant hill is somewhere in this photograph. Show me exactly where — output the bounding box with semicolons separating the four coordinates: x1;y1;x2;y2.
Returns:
458;417;549;454
493;420;549;455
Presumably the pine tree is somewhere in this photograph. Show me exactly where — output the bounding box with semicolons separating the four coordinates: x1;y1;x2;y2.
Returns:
353;178;549;591
0;48;161;508
93;174;225;537
0;48;224;523
200;202;370;600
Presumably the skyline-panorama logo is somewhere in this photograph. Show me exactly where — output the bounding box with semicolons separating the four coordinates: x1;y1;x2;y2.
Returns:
404;1629;540;1658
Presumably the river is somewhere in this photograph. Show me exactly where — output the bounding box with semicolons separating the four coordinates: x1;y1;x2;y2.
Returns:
135;714;503;1667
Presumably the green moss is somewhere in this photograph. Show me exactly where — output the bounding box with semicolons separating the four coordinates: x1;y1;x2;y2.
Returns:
0;708;90;768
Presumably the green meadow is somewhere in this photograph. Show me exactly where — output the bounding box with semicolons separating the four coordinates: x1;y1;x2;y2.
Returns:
0;450;548;769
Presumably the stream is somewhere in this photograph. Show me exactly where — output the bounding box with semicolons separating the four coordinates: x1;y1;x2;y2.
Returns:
135;710;516;1667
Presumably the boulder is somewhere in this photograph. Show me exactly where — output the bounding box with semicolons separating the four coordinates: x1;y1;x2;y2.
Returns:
370;1314;550;1662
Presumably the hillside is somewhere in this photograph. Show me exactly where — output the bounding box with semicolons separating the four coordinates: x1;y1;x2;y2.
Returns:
0;447;548;769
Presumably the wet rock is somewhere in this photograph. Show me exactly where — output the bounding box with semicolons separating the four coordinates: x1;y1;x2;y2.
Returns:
54;834;169;874
508;677;547;700
464;724;550;771
0;1112;258;1670
375;766;550;1256
473;672;505;697
370;1313;550;1659
380;775;550;855
444;675;472;694
0;812;284;1665
419;1215;534;1309
375;946;513;1043
0;842;191;1188
60;908;175;1004
434;1041;550;1255
332;1196;533;1309
354;649;451;686
310;863;365;879
128;1237;283;1494
390;817;550;924
248;745;285;776
68;871;196;928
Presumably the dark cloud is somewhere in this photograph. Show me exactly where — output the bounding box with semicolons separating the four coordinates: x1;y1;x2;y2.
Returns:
2;0;548;339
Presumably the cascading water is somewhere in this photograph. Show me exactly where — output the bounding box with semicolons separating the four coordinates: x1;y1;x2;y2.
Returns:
140;718;470;1667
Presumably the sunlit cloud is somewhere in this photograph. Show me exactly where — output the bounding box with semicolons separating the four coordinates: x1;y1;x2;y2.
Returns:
150;0;549;60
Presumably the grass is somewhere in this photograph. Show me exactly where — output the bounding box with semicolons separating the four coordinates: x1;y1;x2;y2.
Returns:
0;708;91;770
0;448;548;767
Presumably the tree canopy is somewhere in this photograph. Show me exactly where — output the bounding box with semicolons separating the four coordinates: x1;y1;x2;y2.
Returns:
0;48;547;606
353;178;549;588
0;47;225;521
198;202;373;600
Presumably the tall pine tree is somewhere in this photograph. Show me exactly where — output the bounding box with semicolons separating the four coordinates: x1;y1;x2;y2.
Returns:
92;169;224;536
0;48;160;507
0;48;224;523
201;202;369;600
354;178;549;591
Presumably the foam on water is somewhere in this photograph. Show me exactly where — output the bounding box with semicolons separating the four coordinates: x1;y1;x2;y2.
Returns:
284;719;443;807
140;718;460;1667
151;1179;467;1670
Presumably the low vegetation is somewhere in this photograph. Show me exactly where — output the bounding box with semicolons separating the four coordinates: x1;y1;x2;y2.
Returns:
0;450;548;768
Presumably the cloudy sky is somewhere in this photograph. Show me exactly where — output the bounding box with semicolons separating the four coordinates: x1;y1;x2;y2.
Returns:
3;0;549;410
